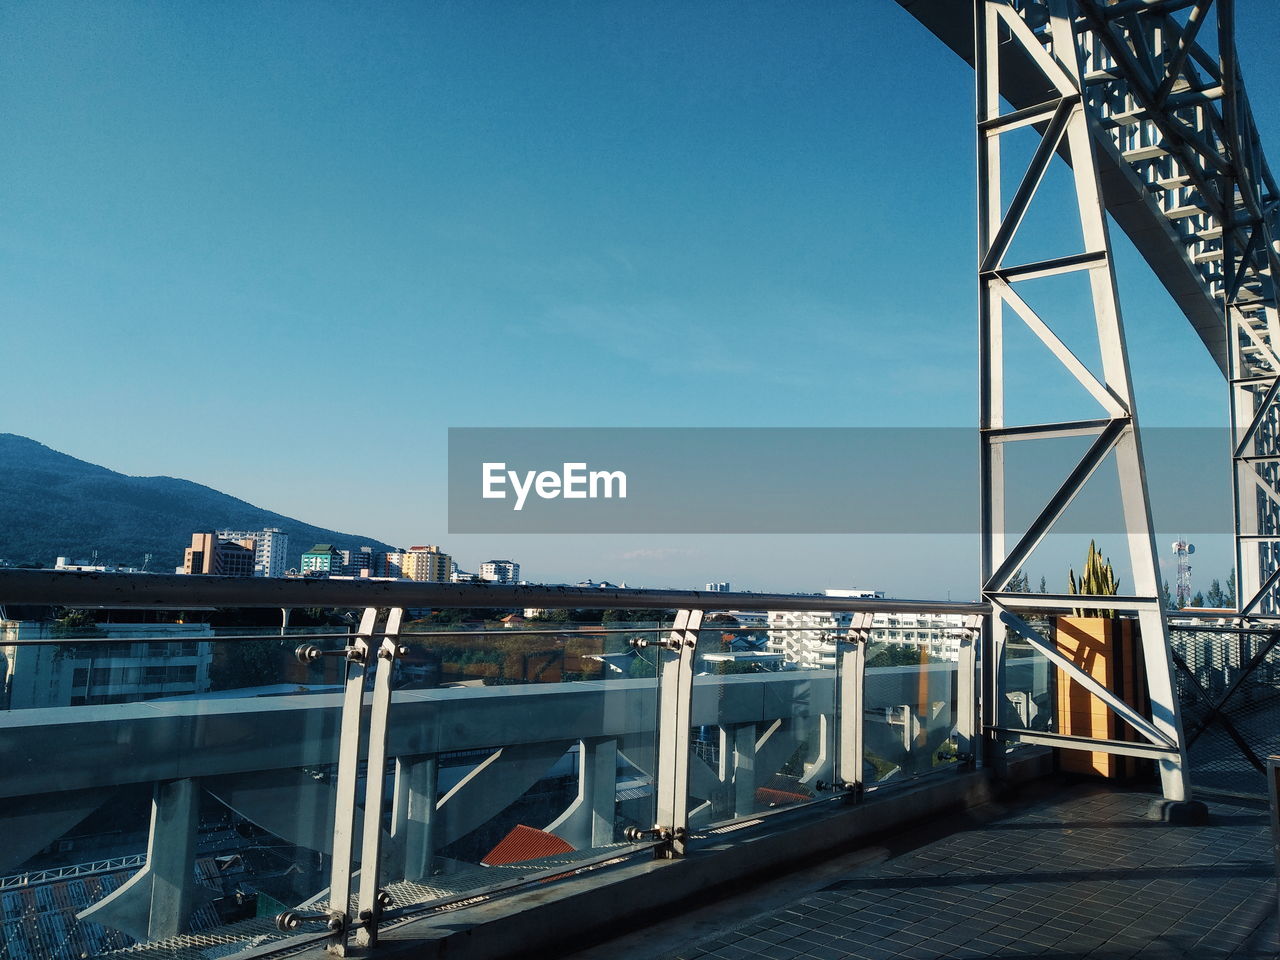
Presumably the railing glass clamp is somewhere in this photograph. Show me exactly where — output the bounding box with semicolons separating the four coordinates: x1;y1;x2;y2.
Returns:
274;909;345;934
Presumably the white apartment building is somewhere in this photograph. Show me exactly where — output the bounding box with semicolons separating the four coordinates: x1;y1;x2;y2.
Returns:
766;590;968;668
868;611;969;661
479;560;520;583
216;527;289;578
766;607;852;669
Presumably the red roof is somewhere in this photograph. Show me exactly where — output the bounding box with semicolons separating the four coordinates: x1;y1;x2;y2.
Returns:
755;774;814;808
481;825;575;866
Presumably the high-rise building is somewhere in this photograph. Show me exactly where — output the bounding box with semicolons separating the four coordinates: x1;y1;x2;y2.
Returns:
400;545;451;582
216;528;289;578
705;581;731;592
182;533;256;577
339;546;376;577
376;551;405;579
300;544;344;576
479;560;520;583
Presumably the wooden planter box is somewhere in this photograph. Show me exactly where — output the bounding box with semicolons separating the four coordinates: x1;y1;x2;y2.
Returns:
1053;616;1150;778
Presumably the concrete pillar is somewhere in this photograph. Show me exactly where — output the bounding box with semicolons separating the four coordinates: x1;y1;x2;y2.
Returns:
391;755;437;882
730;723;757;817
147;778;199;938
547;737;617;849
582;737;617;847
79;778;200;941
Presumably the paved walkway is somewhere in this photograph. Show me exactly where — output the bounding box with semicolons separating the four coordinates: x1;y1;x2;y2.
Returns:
576;784;1278;960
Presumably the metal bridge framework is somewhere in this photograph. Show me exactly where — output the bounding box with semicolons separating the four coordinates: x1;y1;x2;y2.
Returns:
896;0;1279;799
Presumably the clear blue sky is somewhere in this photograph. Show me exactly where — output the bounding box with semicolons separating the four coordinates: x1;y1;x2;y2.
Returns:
2;1;1277;597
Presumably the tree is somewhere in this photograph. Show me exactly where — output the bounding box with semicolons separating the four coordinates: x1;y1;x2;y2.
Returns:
1007;569;1030;593
1205;578;1226;608
50;608;102;639
211;639;285;691
867;643;929;668
1160;579;1173;611
532;609;570;623
1225;569;1236;607
1038;576;1047;594
1191;591;1205;607
628;653;657;679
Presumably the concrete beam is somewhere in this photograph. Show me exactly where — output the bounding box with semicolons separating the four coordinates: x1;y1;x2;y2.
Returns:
0;669;977;801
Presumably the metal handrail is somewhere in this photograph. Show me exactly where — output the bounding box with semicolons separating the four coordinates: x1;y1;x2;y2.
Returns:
0;569;990;615
0;621;980;648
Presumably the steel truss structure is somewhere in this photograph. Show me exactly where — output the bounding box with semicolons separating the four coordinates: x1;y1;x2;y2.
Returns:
975;0;1194;800
1082;0;1279;620
893;0;1279;801
1078;0;1280;617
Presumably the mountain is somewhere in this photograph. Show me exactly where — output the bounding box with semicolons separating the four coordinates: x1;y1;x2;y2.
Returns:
0;434;396;570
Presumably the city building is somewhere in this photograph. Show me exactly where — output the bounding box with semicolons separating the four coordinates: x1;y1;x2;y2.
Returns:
866;610;970;660
339;546;376;577
300;544;344;576
181;533;256;577
765;589;969;668
479;560;520;583
705;581;731;592
372;551;404;578
0;618;214;709
400;545;451;582
215;528;289;578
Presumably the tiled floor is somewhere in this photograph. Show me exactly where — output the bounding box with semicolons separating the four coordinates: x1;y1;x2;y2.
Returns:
661;787;1277;960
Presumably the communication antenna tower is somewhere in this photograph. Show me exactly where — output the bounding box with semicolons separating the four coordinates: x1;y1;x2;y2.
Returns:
1171;539;1195;607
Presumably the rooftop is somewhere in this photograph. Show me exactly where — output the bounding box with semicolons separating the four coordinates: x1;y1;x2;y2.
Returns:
578;784;1277;960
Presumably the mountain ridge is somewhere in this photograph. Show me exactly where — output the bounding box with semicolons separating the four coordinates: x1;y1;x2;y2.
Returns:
0;434;396;570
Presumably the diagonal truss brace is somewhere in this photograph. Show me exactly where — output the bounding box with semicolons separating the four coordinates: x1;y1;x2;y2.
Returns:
1000;611;1175;750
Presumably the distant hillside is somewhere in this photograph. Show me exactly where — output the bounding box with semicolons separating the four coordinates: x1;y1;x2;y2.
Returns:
0;434;396;570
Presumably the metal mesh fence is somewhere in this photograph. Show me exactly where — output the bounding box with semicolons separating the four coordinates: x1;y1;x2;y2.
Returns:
1169;626;1280;798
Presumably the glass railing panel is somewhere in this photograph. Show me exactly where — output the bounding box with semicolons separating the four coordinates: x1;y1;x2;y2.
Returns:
999;617;1058;737
1;616;358;712
0;588;990;951
376;617;666;914
395;616;665;688
686;621;838;830
0;613;363;960
863;619;965;787
1001;613;1156;779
